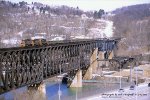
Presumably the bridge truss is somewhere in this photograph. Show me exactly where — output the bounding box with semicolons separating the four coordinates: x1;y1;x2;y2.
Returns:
0;39;119;94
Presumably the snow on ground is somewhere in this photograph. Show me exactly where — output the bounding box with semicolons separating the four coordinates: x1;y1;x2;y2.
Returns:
51;37;64;41
88;19;114;38
81;83;150;100
31;36;46;40
81;14;89;19
18;31;24;37
1;38;19;45
103;20;114;37
72;35;90;39
102;71;116;75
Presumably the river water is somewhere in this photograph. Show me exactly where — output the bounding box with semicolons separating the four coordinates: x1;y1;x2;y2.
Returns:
0;80;130;100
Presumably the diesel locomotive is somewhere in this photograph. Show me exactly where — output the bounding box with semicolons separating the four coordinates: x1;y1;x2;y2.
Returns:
20;38;47;47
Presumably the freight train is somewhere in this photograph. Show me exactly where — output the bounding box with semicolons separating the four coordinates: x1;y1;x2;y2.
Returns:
20;38;47;47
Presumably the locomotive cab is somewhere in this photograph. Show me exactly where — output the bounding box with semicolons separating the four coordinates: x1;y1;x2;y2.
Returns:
33;38;47;46
20;38;47;47
20;39;34;47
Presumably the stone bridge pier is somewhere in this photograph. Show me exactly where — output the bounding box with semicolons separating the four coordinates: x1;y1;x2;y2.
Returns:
69;48;114;87
70;70;82;87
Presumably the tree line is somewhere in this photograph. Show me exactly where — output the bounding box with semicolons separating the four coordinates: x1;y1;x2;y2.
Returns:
112;4;150;56
0;1;105;18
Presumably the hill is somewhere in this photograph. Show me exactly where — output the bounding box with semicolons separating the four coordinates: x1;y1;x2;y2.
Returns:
0;1;109;48
112;4;150;56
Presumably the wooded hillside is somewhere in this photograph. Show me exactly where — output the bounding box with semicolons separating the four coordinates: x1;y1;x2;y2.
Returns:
112;4;150;56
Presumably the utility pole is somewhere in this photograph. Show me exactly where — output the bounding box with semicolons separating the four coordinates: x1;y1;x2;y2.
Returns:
130;66;132;83
119;62;122;89
135;66;138;100
58;65;62;100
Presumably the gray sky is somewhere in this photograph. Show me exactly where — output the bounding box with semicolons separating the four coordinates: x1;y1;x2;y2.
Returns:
11;0;150;11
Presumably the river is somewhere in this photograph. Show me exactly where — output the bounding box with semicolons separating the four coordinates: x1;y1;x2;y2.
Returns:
0;80;130;100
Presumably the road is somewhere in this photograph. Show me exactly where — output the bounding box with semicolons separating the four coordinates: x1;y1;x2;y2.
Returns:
81;83;150;100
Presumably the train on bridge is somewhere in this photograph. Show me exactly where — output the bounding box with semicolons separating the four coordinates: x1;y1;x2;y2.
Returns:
20;37;120;48
20;38;47;47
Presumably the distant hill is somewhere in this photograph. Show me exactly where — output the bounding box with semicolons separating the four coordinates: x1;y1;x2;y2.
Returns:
112;3;150;56
113;4;150;20
0;1;108;48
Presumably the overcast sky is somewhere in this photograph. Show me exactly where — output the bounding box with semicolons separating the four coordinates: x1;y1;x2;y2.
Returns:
11;0;150;11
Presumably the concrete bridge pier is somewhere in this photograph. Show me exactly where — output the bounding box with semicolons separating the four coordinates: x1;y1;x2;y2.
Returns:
83;66;92;80
68;49;115;87
70;70;82;87
83;48;99;80
98;50;114;66
98;51;105;60
97;51;106;75
108;51;114;59
83;49;114;80
90;48;99;73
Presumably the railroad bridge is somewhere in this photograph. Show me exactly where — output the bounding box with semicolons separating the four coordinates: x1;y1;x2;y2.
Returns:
0;38;122;94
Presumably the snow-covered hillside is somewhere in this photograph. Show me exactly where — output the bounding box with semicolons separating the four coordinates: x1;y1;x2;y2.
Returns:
87;19;114;38
0;1;113;48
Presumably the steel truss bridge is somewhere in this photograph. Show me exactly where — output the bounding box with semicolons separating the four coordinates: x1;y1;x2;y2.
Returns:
0;38;120;94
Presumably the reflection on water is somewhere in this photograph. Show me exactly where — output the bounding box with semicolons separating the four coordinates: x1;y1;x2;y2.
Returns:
46;82;83;100
44;82;129;100
0;87;27;100
0;81;130;100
